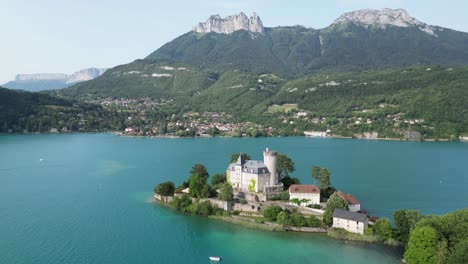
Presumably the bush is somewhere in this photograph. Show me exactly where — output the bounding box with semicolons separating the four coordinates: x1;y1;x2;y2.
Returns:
310;204;322;209
255;218;264;224
364;226;374;236
262;205;283;221
290;212;307;227
197;201;214;215
307;216;322;227
154;181;175;196
277;211;290;225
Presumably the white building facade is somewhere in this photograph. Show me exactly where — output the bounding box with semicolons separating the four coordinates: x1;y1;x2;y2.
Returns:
332;209;368;234
226;148;283;193
288;184;320;206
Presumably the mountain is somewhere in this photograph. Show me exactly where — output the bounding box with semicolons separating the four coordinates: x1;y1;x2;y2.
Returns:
147;9;468;76
3;68;107;92
55;9;468;138
193;12;264;34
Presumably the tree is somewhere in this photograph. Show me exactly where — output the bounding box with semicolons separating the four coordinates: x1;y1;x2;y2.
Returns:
263;205;282;221
290;212;307;227
190;164;209;181
230;153;251;163
323;192;347;226
405;226;438;264
248;179;256;192
277;211;290;225
374;218;394;240
189;174;210;198
311;165;332;190
447;239;468;264
319;168;331;190
211;173;226;186
393;210;422;242
154;181;175;196
280;176;300;189
312;166;321;182
218;182;234;201
276;153;295;178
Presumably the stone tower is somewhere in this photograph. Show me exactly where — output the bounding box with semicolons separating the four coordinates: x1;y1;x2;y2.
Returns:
263;148;278;186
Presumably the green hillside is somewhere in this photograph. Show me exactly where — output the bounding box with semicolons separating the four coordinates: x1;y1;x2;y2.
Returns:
0;87;117;133
58;60;216;99
147;24;468;76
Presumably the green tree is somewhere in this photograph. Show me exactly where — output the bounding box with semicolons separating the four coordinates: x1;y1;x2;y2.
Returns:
263;205;282;221
280;176;300;189
277;211;290;226
312;166;321;182
211;173;226;186
374;218;394;240
154;181;175;196
189;174;210;198
276;153;295;178
447;239;468;264
323;192;347;226
434;240;449;264
404;226;438;264
190;164;209;181
319;168;331;190
218;182;234;201
290;212;308;227
393;210;422;242
230;153;251;163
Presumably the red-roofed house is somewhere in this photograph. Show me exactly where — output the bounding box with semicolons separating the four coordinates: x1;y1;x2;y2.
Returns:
337;191;361;212
288;184;320;206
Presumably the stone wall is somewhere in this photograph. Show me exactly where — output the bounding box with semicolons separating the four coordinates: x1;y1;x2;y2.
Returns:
284;226;328;233
233;203;261;213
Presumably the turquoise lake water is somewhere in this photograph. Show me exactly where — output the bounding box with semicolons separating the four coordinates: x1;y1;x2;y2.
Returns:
1;134;467;263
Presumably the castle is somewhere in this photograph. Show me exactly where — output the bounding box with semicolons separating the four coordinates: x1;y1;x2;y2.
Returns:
226;148;283;193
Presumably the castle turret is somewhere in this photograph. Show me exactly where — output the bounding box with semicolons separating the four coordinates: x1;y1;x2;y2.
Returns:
263;148;278;186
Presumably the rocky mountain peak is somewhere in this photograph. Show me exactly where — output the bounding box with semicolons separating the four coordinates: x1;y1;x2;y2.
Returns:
333;8;437;36
193;12;264;34
13;68;107;84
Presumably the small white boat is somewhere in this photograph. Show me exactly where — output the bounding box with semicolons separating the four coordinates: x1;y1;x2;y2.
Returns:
209;256;221;261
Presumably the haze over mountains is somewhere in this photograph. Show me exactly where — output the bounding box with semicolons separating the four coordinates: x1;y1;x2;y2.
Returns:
2;67;107;92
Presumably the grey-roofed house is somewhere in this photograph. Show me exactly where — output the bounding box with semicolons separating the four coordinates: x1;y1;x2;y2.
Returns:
332;208;368;234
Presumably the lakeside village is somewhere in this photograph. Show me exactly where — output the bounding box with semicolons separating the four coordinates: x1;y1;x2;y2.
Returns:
90;97;468;141
154;148;468;263
154;148;373;236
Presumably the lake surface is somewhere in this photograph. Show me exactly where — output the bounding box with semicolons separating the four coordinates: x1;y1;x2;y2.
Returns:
1;134;467;264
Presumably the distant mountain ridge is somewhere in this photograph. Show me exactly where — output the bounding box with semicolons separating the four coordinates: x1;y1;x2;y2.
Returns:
146;9;468;76
3;67;107;92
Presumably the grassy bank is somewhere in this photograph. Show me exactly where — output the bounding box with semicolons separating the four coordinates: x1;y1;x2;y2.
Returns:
328;228;380;243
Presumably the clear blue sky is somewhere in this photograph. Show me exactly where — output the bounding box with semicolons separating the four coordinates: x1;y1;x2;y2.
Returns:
1;0;467;83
